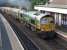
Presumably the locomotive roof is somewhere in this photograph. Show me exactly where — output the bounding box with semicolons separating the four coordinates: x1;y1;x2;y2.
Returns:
1;7;21;13
23;11;49;20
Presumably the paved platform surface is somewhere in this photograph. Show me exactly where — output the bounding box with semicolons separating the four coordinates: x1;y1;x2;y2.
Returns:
56;30;67;41
0;13;24;50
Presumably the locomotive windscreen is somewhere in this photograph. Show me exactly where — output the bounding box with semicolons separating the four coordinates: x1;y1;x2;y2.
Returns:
40;18;48;24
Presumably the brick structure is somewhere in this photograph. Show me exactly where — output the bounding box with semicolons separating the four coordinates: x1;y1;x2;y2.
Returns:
50;0;67;5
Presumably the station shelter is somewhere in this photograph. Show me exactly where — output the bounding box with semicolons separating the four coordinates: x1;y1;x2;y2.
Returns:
34;4;67;35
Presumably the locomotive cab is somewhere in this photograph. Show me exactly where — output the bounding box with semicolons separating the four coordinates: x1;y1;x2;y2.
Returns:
40;15;55;32
39;15;56;39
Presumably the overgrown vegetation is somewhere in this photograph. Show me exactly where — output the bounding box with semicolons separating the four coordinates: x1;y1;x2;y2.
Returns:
30;0;49;10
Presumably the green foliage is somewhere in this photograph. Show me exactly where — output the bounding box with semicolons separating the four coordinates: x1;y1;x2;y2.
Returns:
30;0;49;10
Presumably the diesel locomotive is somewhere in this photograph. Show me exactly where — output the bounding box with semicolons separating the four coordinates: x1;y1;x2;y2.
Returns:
0;7;56;39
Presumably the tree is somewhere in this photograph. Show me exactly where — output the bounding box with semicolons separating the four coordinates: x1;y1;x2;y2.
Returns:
30;0;49;10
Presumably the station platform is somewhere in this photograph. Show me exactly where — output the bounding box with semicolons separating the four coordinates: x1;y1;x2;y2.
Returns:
56;29;67;41
1;11;67;50
0;13;24;50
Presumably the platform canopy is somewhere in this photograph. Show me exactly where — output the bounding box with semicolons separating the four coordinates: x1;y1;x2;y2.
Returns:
34;0;67;14
34;5;67;14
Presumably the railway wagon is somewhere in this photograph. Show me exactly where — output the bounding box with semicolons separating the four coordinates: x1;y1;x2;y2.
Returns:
0;7;21;19
19;11;56;39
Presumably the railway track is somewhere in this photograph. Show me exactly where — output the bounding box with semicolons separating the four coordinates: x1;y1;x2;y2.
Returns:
1;12;67;50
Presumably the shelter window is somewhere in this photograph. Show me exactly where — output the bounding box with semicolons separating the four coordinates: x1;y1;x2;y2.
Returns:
57;14;67;35
61;14;67;26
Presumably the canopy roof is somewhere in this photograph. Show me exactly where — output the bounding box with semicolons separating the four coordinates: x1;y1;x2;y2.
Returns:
34;5;67;14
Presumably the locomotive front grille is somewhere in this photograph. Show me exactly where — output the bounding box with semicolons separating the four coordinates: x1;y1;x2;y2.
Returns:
41;23;55;32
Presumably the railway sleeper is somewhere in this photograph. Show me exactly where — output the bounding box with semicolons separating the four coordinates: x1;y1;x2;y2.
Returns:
25;23;57;39
18;20;57;40
37;31;57;40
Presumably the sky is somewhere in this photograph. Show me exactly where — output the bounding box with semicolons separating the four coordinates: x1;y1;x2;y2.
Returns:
0;0;7;5
0;0;31;10
9;0;31;10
